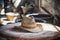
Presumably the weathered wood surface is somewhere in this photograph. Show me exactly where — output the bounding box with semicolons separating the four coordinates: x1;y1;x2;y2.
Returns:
0;23;60;40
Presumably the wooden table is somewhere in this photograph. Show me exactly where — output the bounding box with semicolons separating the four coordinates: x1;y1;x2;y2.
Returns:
0;23;60;40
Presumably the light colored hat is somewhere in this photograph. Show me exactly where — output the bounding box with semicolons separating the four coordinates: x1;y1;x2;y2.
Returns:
19;15;43;32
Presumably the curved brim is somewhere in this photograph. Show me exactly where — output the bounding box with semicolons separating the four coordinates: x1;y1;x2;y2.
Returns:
17;23;43;33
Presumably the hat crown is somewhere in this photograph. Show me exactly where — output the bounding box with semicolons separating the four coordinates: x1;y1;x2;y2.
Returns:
22;16;35;23
21;15;36;29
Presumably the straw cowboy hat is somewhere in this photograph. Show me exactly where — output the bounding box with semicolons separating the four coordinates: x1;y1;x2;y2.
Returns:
18;15;43;32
